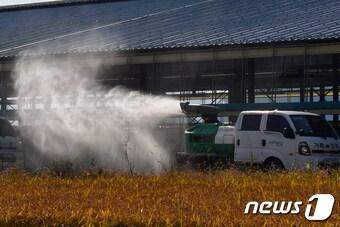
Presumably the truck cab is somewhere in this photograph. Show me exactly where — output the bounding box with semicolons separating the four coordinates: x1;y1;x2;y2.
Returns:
234;110;340;169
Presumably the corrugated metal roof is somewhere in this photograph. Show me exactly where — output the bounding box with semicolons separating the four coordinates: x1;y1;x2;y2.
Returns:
1;0;340;57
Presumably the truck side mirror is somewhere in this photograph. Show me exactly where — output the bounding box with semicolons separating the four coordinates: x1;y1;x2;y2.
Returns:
283;128;295;139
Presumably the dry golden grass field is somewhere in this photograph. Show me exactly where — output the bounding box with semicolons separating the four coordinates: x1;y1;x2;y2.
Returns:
0;169;338;226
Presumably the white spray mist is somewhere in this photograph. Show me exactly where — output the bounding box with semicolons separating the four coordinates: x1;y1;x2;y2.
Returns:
13;55;181;174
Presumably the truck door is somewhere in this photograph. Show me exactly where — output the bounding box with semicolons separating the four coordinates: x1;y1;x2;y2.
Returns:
234;114;263;163
263;114;296;168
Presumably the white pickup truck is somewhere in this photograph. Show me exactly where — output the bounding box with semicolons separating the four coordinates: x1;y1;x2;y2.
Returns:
180;105;340;170
234;110;340;169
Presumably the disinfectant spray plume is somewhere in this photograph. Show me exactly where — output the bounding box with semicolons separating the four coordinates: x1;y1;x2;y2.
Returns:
14;56;181;174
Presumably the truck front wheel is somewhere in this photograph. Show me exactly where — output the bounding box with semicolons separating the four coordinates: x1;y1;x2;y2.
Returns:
263;157;285;171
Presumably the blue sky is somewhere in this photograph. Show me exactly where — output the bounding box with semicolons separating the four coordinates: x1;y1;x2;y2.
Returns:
0;0;57;6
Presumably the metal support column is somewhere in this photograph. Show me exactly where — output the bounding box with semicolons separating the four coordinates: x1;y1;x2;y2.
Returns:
151;59;161;95
0;97;6;116
299;68;305;103
0;73;7;117
309;87;314;102
229;59;244;104
247;58;255;103
333;54;339;122
229;59;244;123
319;86;325;102
241;58;246;103
139;64;148;92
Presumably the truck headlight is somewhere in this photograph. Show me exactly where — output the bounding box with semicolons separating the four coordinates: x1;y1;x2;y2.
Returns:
299;142;311;156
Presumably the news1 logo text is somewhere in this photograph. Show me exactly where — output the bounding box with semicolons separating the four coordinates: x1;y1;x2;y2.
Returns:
244;194;335;221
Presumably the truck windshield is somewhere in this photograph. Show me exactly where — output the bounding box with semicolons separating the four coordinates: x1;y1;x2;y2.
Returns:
290;115;338;139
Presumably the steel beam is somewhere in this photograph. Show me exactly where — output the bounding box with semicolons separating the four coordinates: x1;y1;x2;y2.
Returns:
333;54;339;122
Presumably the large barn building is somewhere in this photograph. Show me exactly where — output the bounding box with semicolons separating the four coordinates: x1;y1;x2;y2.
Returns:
1;0;340;124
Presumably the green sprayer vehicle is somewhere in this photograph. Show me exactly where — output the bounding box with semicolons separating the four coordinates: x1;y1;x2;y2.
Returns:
177;102;235;166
